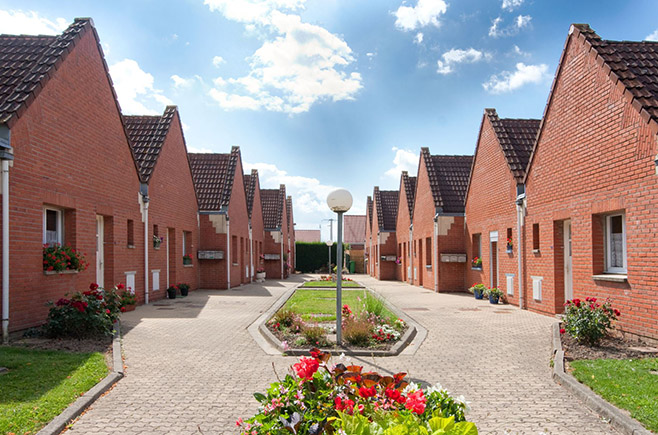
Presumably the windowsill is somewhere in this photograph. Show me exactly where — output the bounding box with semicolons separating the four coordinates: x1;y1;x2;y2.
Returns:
183;264;193;268
425;265;432;270
44;269;79;276
232;263;239;266
128;244;135;249
592;274;627;283
153;246;161;250
471;267;482;271
532;249;540;254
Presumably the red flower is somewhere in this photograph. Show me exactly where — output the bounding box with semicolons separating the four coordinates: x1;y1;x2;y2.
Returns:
120;306;126;313
293;356;319;381
560;328;566;334
335;397;355;414
385;388;401;401
358;386;376;398
404;390;426;415
614;309;621;317
89;283;99;291
96;294;103;300
117;283;125;290
105;309;111;314
55;298;70;307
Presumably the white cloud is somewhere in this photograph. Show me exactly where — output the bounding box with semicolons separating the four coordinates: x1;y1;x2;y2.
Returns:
203;0;306;23
393;0;448;32
187;145;215;153
414;32;424;44
181;121;191;133
511;45;530;57
207;11;361;114
483;62;550;94
385;147;419;178
109;59;173;115
646;30;658;41
171;74;195;88
212;55;226;67
516;15;531;28
489;17;503;37
501;0;524;11
436;48;490;75
0;10;68;35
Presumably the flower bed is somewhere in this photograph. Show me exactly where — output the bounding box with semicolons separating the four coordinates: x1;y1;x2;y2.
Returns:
237;349;477;434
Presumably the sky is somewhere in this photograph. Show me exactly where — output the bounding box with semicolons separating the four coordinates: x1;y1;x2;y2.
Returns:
2;0;658;240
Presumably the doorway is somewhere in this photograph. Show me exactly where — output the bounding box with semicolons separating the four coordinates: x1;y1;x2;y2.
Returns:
96;215;104;288
564;220;573;301
490;231;499;288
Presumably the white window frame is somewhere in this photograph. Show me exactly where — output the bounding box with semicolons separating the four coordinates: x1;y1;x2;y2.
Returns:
182;231;187;256
605;213;627;274
43;207;63;245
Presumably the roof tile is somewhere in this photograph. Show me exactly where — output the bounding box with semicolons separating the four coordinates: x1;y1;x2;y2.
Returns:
188;147;239;211
422;149;473;214
261;185;285;229
374;187;399;231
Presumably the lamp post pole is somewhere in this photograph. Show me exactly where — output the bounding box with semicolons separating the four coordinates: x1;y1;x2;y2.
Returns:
326;240;332;275
327;189;352;347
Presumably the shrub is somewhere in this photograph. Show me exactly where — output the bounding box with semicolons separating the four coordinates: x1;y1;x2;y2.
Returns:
294;242;348;273
343;317;373;346
563;297;620;346
363;292;385;318
273;308;297;328
468;283;486;295
43;243;88;272
302;325;329;347
487;287;503;298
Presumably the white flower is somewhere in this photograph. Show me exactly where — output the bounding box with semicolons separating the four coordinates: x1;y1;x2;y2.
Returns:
424;382;445;395
403;382;420;395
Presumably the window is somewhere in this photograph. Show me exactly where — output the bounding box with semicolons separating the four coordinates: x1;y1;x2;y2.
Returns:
472;233;481;258
183;231;190;255
605;214;626;273
425;237;432;266
506;228;512;245
43;207;63;245
231;235;238;265
532;223;540;251
127;220;134;247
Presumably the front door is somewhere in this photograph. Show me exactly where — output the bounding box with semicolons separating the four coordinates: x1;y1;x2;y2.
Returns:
96;215;104;288
490;231;499;288
564;220;573;301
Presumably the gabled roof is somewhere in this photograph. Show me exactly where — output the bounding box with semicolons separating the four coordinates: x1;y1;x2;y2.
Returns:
295;229;321;243
344;215;366;245
124;106;177;183
243;169;259;219
261;185;286;230
484;109;540;181
0;18;95;127
373;187;399;232
400;171;417;219
421;148;472;214
188;147;240;211
367;196;373;232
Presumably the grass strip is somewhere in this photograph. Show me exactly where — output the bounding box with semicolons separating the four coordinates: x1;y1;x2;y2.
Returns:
301;280;362;288
283;289;396;322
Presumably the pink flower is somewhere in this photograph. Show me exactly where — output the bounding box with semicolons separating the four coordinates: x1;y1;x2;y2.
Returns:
293;356;319;381
405;390;426;415
560;328;566;334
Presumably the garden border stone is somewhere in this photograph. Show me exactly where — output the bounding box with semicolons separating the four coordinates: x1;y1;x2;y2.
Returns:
36;321;124;435
551;322;652;435
249;280;427;357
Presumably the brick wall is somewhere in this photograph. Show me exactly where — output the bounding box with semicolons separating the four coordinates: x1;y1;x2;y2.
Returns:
411;156;435;290
395;182;412;283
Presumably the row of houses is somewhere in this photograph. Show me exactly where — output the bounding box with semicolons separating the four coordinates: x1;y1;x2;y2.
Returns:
0;18;295;338
365;24;658;343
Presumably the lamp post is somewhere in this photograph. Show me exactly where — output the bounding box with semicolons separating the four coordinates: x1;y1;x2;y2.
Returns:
326;188;353;346
326;239;333;274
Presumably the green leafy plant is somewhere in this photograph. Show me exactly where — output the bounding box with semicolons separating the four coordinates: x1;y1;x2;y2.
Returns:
43;243;88;272
302;325;329;347
468;283;486;295
471;257;482;268
343;317;373;346
337;412;478;435
363;292;386;318
486;287;503;298
562;297;620;346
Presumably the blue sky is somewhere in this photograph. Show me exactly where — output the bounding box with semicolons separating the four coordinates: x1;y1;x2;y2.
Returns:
2;1;658;238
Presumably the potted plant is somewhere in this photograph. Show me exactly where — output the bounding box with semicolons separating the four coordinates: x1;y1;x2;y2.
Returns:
471;256;482;269
506;238;513;254
256;267;266;282
120;289;137;312
153;235;163;249
183;254;192;265
177;283;190;297
488;287;503;304
166;285;177;299
468;283;486;300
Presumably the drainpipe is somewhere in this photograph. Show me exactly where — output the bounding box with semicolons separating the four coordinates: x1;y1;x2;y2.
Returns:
249;225;253;282
226;217;230;290
377;232;381;279
516;193;526;310
2;159;9;343
434;214;439;293
142;191;150;304
409;225;413;284
280;231;284;278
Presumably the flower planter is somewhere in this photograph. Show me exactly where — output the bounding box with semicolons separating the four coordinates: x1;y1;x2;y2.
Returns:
183;257;192;265
489;294;500;304
180;287;189;297
506;247;513;254
123;304;136;312
166;288;177;299
256;272;266;281
474;290;484;300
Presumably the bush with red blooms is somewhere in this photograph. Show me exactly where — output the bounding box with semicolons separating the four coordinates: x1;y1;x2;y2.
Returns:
44;283;129;338
237;349;474;434
43;243;89;272
563;297;621;346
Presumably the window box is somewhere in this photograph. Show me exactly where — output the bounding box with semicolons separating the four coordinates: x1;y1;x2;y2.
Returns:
183;264;194;268
592;274;627;283
471;266;482;271
44;270;79;276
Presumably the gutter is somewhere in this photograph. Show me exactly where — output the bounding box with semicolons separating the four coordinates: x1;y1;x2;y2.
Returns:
0;127;13;343
140;184;149;304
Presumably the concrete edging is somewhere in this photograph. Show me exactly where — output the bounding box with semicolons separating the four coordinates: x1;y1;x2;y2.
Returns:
36;321;124;435
551;322;652;435
249;281;426;357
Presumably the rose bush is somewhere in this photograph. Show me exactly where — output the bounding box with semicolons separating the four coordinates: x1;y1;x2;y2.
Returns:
562;297;620;346
237;349;476;434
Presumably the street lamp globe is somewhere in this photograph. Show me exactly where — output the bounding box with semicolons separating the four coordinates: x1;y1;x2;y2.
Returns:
326;240;333;246
326;189;353;213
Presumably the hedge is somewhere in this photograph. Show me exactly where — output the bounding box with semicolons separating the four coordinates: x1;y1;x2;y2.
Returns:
295;242;349;273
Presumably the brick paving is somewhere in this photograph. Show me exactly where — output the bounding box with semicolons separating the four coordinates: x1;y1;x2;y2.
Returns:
68;274;617;434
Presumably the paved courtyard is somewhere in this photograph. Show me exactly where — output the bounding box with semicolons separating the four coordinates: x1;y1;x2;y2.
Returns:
68;274;617;434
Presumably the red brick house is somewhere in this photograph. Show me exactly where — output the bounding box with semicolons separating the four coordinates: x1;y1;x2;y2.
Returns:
0;19;144;334
244;169;264;281
395;172;416;283
522;24;658;341
465;109;539;305
261;185;290;279
412;149;472;291
371;187;399;280
189;147;250;289
365;196;373;275
343;215;366;273
124;106;199;301
295;230;321;243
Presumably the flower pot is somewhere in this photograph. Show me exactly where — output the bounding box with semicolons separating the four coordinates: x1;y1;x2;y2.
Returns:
180;287;189;297
474;290;484;300
489;294;499;304
256;272;266;281
123;304;136;312
167;288;176;299
183;257;192;265
506;247;513;254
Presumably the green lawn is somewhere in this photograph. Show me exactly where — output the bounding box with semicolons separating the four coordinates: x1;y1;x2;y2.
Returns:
570;358;658;432
283;289;395;322
301;280;362;288
0;346;109;435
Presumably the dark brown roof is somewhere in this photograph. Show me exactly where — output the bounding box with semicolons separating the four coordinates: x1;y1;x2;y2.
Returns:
484;109;540;181
295;229;321;243
400;171;417;219
188;147;240;211
421;148;472;214
374;187;398;231
261;185;286;230
573;24;658;124
0;19;93;126
124;106;177;183
343;215;366;245
243;169;259;219
367;196;373;232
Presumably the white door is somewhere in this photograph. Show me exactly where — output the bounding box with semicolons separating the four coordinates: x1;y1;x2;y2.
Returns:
564;220;573;301
96;215;104;288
